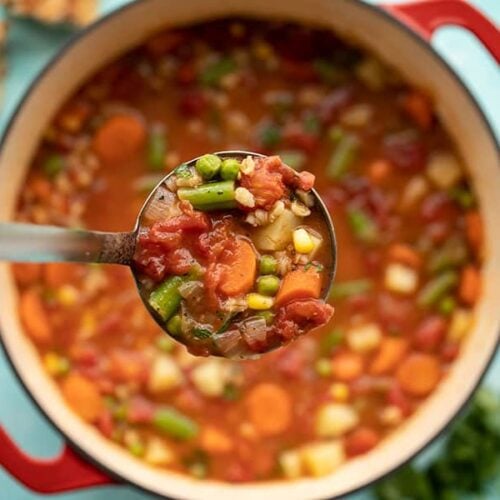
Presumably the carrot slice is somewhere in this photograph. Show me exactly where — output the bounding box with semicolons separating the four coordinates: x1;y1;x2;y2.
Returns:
459;265;481;306
388;243;422;269
246;383;292;436
200;426;233;454
61;373;103;423
12;263;42;287
396;353;441;396
275;267;322;307
331;351;364;382
19;289;52;345
44;263;82;288
218;239;257;296
465;211;483;257
369;337;408;376
92;114;146;163
368;160;391;184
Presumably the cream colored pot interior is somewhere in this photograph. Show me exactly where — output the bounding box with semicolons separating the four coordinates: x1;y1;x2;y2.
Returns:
0;0;499;499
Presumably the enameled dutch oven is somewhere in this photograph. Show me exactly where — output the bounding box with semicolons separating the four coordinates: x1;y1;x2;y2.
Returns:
0;1;499;499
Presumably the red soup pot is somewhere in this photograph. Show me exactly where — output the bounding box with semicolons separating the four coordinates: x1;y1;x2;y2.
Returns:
0;0;499;498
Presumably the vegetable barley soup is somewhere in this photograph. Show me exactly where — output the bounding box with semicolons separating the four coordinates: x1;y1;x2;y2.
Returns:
133;152;334;357
14;20;483;481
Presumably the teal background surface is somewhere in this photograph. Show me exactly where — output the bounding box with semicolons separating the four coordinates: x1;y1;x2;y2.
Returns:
0;0;498;498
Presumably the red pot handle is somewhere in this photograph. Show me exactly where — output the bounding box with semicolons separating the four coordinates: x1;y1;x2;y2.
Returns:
0;426;115;493
382;0;500;64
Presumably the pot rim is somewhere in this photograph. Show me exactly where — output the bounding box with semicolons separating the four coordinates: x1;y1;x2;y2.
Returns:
0;1;498;499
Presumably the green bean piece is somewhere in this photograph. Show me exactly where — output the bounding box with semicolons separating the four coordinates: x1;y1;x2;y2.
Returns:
418;271;458;308
43;153;65;178
177;180;235;209
259;255;278;275
220;158;241;180
277;150;307;171
257;275;281;296
438;296;456;316
195;154;221;180
256;310;275;326
166;315;182;337
327;133;359;179
319;329;344;355
330;279;373;301
153;407;198;440
427;237;468;274
346;207;379;244
199;57;237;87
147;125;167;170
148;276;185;321
194;200;237;212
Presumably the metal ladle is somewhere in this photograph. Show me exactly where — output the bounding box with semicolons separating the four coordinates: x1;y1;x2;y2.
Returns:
0;151;337;355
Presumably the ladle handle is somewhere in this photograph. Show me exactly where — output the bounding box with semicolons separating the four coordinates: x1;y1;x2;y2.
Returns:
0;223;136;265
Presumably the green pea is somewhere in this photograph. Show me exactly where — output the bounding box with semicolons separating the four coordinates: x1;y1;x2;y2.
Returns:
166;315;182;337
220;158;241;180
195;154;221;180
257;275;280;296
438;296;456;316
43;153;65;178
259;255;278;275
315;358;332;377
127;440;145;457
156;334;175;352
256;310;275;326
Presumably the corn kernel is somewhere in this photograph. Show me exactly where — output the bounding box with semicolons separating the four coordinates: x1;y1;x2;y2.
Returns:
57;285;79;306
43;352;70;377
448;309;473;342
330;383;350;402
293;228;314;254
246;293;274;310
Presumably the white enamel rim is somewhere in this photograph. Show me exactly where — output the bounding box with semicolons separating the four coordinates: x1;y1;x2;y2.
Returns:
0;1;499;499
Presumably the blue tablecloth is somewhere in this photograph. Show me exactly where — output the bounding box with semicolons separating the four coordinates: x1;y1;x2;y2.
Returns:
0;1;498;499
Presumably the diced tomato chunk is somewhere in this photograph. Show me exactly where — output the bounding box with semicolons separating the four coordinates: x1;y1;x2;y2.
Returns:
345;427;380;457
413;316;446;352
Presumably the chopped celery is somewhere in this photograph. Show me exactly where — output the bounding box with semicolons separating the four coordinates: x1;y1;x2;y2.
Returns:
330;279;373;300
327;134;359;179
153;407;198;440
418;271;458;308
346;207;379;244
148;276;185;321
